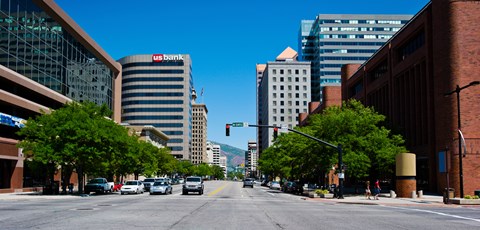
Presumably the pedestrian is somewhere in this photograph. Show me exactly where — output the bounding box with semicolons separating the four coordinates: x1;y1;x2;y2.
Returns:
374;179;381;200
365;181;371;200
68;183;74;194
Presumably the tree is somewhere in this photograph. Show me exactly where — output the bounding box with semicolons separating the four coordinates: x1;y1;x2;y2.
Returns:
17;101;134;193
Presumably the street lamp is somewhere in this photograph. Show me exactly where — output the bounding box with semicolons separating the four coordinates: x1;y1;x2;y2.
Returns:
444;80;479;198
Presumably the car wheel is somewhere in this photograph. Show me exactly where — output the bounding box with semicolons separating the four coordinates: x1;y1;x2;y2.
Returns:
170;189;172;194
182;191;187;195
121;192;124;195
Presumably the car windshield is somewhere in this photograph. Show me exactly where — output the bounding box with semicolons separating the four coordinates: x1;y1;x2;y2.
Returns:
144;178;155;182
89;179;103;183
245;178;252;181
186;177;201;182
153;182;167;186
125;181;137;185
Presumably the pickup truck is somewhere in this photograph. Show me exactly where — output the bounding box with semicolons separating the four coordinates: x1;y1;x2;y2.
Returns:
84;178;114;194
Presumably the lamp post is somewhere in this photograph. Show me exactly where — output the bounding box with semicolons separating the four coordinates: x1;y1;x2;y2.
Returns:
444;81;479;198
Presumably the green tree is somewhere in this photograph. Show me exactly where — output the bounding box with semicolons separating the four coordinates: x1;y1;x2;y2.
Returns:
17;101;134;193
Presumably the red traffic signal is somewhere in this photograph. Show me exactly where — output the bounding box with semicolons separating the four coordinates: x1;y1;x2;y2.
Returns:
226;124;230;136
273;127;278;139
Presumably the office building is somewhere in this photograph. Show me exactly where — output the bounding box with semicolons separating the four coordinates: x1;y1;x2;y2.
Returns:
118;54;193;160
341;0;480;195
245;141;258;178
0;0;121;193
299;14;412;102
192;96;208;164
257;47;311;152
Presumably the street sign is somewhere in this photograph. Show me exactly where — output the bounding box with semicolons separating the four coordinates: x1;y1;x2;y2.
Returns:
232;122;248;127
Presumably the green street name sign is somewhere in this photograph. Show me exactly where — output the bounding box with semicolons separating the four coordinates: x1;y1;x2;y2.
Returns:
232;122;248;127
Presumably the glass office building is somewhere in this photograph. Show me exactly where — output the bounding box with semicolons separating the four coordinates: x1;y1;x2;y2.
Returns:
0;0;121;192
119;54;193;160
299;15;412;101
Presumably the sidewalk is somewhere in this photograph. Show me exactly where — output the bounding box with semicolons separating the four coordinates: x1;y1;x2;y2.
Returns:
306;193;449;207
0;191;82;201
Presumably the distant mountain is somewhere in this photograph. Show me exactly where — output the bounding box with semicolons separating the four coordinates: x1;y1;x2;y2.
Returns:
209;141;246;169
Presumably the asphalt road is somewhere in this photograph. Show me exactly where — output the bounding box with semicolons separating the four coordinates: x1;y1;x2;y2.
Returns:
0;180;479;230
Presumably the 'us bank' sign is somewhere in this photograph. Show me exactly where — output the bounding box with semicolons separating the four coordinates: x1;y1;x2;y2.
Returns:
152;54;184;62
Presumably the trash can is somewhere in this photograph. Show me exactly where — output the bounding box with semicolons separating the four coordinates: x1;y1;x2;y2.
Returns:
443;188;455;204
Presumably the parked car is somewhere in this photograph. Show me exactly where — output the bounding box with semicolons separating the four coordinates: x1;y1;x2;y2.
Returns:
143;178;156;192
84;178;113;194
120;180;144;195
283;181;304;194
150;181;172;195
182;176;204;195
243;178;255;188
269;181;281;190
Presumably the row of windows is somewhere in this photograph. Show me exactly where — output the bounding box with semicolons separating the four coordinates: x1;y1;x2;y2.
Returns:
318;19;408;25
170;146;183;151
122;61;185;69
272;92;308;99
162;131;183;136
122;77;184;84
271;69;307;75
123;107;183;113
320;34;393;39
319;56;370;61
122;84;184;91
123;92;184;98
122;115;183;120
122;69;184;76
319;27;401;32
320;71;342;76
272;85;308;91
122;100;184;105
272;116;299;122
319;41;385;46
320;49;379;54
271;100;308;106
168;138;183;143
320;79;342;84
272;108;307;114
272;77;308;83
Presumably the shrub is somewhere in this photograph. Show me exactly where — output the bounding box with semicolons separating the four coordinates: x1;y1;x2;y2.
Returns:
315;189;329;195
464;195;472;199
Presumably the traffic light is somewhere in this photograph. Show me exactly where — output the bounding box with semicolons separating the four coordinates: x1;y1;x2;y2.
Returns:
226;124;230;136
273;127;278;139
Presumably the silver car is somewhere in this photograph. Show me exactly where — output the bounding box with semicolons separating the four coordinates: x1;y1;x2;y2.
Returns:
150;181;172;195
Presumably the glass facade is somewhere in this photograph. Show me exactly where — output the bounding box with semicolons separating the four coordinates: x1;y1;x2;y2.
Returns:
0;0;114;109
299;15;412;102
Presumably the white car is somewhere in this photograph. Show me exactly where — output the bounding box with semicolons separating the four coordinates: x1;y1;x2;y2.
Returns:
120;180;144;195
150;181;172;195
269;181;281;190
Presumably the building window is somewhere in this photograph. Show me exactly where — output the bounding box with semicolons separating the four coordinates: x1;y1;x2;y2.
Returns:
295;69;299;75
288;69;292;74
273;77;276;82
280;69;284;74
303;70;307;75
280;85;284;90
280;93;284;98
273;69;277;74
280;77;284;82
295;77;299;82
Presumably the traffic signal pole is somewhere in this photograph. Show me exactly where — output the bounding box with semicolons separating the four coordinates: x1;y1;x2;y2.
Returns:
228;123;344;199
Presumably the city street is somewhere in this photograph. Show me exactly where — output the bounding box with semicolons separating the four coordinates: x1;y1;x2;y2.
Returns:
0;180;479;230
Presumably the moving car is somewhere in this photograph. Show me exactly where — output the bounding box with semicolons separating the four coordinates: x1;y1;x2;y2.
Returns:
143;178;156;192
120;180;144;195
182;176;204;195
84;178;113;194
150;181;172;195
243;178;255;188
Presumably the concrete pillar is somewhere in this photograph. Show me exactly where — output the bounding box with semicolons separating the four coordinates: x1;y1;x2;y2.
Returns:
396;153;417;198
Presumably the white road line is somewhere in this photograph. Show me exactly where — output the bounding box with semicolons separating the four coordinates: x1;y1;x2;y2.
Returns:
385;206;480;223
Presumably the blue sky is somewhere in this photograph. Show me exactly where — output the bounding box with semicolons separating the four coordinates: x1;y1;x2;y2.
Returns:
55;0;429;150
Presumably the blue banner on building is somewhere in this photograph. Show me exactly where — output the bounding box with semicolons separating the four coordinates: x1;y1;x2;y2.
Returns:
0;112;26;128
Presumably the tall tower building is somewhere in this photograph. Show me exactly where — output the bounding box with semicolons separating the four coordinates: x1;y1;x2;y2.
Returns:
245;141;258;178
299;15;412;101
118;54;193;160
192;96;208;165
257;47;311;152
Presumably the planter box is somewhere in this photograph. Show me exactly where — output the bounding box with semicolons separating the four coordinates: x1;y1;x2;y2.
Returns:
321;193;334;199
450;198;480;205
308;192;319;198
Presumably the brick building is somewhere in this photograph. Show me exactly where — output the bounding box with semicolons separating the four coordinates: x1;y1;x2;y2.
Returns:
342;0;480;195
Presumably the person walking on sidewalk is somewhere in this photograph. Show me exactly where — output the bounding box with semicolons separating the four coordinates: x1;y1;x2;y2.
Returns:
374;179;381;200
365;181;371;200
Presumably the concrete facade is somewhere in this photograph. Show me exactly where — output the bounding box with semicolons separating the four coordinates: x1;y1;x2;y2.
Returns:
192;103;208;165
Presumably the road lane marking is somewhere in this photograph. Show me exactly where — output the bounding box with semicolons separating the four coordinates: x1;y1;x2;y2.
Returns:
386;206;480;223
207;183;230;196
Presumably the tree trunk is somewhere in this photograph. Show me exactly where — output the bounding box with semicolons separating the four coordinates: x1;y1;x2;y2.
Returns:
77;166;84;194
